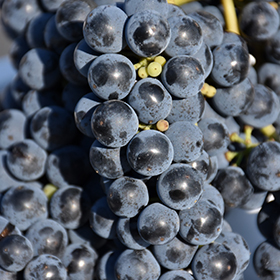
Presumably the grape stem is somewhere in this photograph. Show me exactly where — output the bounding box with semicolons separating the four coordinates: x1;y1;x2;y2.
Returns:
167;0;197;5
138;120;169;132
221;0;240;35
135;56;166;79
226;126;259;166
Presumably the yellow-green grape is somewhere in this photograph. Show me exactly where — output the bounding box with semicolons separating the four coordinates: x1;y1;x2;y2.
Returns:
200;83;217;98
138;67;148;79
147;62;162;77
156;120;169;132
154;56;166;66
43;184;58;200
147;57;155;61
134;58;149;70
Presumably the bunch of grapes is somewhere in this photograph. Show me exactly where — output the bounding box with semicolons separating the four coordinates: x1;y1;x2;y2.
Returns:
0;0;280;279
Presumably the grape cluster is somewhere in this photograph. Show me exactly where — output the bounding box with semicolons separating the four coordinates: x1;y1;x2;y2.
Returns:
1;0;280;279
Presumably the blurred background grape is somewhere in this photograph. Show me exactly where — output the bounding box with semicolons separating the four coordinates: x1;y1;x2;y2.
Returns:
0;12;11;57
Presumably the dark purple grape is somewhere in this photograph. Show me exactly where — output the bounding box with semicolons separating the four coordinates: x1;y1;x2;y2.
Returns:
189;10;223;48
205;155;218;184
1;185;48;231
211;43;250;87
2;78;28;111
200;183;225;214
89;140;131;179
107;176;149;218
73;39;99;77
166;92;205;125
9;35;30;70
24;254;67;280
167;3;186;18
26;12;53;49
247;141;280;192
50;186;92;229
215;231;250;275
258;63;280;97
30;105;78;152
211;78;255;117
116;216;149;250
22;89;61;118
9;74;30;108
59;43;88;85
192;243;238;280
241;186;268;211
87;53;136;100
0;215;21;237
157;163;203;210
89;196;118;240
266;29;280;64
114;249;161;280
0;109;26;150
165;15;203;57
56;0;96;42
254;241;280;278
202;100;226;123
181;1;202;14
124;0;169;17
125;10;171;57
193;42;213;78
239;2;280;41
96;250;122;280
222;31;248;51
6;139;47;182
239;84;280;128
127;78;172;125
61;83;90;113
44;15;70;55
187;150;210;181
91;100;139;148
19;48;61;91
1;0;41;36
74;92;101;138
274;215;280;249
46;145;92;188
212;166;254;208
165;121;204;163
201;5;225;27
126;129;174;176
152;236;198;270
83;5;127;53
258;200;280;241
198;117;230;157
68;222;107;250
0;234;33;272
137;202;180;245
62;243;98;280
25;219;68;259
179;199;223;245
161;55;204;98
0;267;17;280
40;0;67;12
